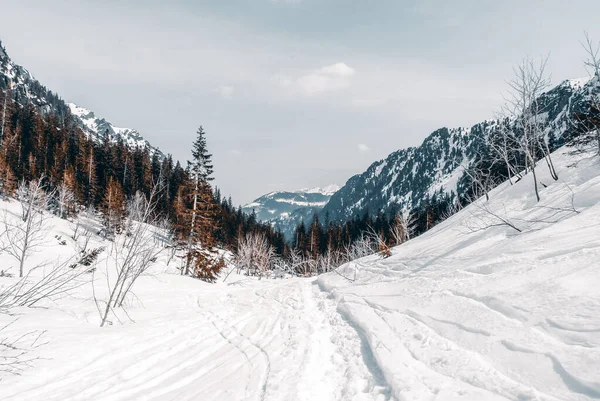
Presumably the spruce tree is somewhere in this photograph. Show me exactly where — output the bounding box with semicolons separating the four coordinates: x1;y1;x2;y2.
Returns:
179;125;221;278
190;126;213;182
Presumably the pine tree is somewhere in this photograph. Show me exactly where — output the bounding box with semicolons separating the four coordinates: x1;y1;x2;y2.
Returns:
190;126;214;182
178;125;221;277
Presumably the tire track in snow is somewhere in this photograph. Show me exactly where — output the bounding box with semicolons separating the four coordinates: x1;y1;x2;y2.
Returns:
204;308;272;401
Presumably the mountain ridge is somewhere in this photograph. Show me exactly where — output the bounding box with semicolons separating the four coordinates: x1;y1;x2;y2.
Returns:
0;40;159;155
320;75;599;223
243;185;340;239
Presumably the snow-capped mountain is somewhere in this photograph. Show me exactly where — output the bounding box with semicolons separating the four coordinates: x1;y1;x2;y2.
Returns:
0;40;159;154
243;185;340;239
321;76;599;223
68;103;158;152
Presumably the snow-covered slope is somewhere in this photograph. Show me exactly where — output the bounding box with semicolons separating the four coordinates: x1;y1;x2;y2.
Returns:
322;77;599;223
0;196;384;400
1;147;599;400
243;185;340;239
0;40;159;154
319;147;600;400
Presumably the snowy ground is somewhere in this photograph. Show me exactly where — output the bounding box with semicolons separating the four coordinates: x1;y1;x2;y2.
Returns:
320;149;600;401
1;147;600;401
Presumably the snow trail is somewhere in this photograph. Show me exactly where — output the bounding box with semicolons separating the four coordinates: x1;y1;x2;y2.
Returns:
1;275;390;401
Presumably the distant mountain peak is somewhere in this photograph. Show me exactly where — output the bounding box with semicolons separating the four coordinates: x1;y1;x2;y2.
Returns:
298;184;340;196
67;103;159;154
243;184;340;239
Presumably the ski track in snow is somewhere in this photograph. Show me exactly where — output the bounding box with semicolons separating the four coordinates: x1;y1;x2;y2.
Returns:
1;275;391;401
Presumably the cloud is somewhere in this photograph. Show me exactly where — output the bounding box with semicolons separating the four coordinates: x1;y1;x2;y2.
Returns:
357;143;370;153
277;62;356;95
214;85;235;99
229;149;242;156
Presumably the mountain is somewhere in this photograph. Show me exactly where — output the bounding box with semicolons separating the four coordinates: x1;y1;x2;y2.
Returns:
68;103;158;153
321;76;599;223
0;40;159;154
243;185;340;239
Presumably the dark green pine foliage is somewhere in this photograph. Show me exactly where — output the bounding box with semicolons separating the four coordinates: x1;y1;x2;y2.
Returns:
190;126;214;182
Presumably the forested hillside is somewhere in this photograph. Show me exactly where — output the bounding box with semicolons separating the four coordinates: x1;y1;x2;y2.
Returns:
321;77;599;223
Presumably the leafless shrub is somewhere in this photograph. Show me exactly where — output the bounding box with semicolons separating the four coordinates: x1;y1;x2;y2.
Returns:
0;257;93;312
487;117;524;186
344;234;378;261
366;226;391;258
316;248;346;274
463;200;523;234
96;188;166;327
1;178;53;277
234;232;275;278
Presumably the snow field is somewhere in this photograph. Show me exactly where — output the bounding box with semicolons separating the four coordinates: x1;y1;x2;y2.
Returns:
0;205;388;401
319;148;600;401
1;147;599;401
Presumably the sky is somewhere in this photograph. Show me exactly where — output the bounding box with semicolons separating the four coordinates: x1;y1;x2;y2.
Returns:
1;0;600;204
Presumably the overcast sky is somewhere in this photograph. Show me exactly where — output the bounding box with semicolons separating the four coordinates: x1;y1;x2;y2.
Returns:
2;0;599;204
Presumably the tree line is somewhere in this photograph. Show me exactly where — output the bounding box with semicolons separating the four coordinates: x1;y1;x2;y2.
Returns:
2;33;599;282
233;34;600;279
0;88;282;281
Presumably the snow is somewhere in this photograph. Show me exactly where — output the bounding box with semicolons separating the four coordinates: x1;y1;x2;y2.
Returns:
300;184;341;196
318;147;600;401
273;198;328;207
0;202;386;400
1;147;600;400
565;77;593;89
67;103;158;154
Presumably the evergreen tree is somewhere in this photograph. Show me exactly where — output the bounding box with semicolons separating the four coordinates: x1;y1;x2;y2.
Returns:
102;177;126;236
190;126;214;182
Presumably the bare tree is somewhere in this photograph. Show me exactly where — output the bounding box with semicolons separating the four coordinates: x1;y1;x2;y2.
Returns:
567;33;600;156
316;247;346;274
582;31;600;78
505;56;557;202
390;212;416;245
487;117;523;185
1;178;52;277
96;187;166;327
56;181;76;220
458;157;499;202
